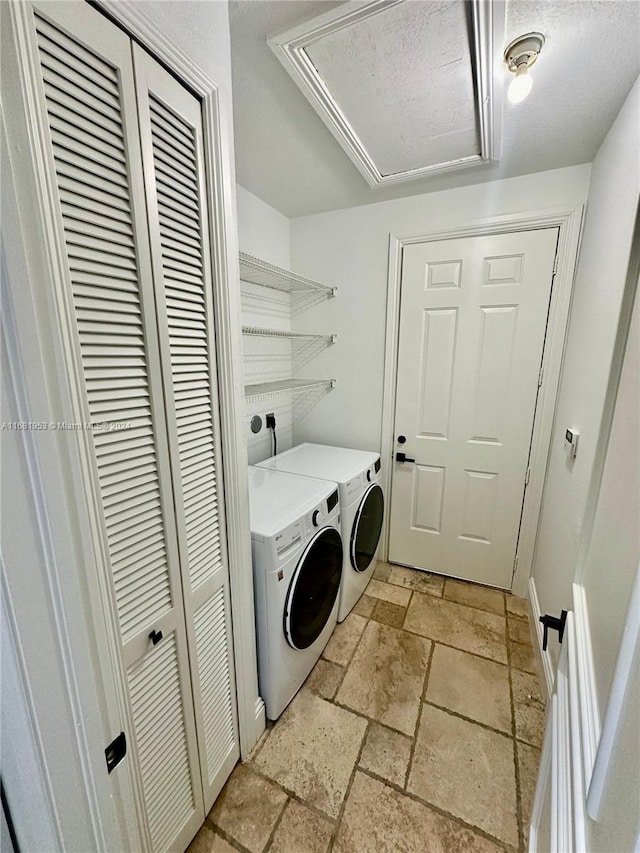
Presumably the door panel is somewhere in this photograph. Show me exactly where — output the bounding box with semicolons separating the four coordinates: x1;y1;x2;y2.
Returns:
390;229;558;588
132;46;240;810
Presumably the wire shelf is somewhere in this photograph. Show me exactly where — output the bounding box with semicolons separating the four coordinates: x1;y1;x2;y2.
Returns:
239;252;336;296
244;378;336;404
242;326;336;344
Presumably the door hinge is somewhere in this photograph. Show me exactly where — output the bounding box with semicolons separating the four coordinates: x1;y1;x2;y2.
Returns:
538;366;544;387
525;467;531;485
552;253;559;275
512;555;519;577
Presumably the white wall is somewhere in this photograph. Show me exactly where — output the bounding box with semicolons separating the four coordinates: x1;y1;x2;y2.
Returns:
289;164;591;454
531;77;640;663
236;185;294;464
236;184;290;268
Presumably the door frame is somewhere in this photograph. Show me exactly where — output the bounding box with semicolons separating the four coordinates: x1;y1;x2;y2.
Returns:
3;1;262;850
380;207;584;595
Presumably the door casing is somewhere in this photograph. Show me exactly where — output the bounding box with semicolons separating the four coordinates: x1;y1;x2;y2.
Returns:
380;208;584;596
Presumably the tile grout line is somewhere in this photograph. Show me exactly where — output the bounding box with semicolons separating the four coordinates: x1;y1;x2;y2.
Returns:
262;796;290;853
369;564;528;618
398;623;511;667
321;608;372;670
204;821;253;853
326;591;417;850
506;608;526;853
333;607;374;682
381;570;517;619
404;637;434;790
247;763;339;828
357;765;516;853
326;719;370;852
323;604;383;851
328;658;349;700
247;721;274;765
421;698;515;740
330;694;415;738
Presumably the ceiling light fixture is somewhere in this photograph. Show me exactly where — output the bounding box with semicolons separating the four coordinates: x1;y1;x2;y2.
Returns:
504;32;545;104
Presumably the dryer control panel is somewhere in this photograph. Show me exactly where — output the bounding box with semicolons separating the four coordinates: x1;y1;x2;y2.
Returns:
271;493;341;567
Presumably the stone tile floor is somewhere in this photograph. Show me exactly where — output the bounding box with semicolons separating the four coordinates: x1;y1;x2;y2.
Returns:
189;563;546;853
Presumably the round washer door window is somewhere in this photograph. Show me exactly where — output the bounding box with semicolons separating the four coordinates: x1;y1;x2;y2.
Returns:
285;527;343;650
350;483;384;572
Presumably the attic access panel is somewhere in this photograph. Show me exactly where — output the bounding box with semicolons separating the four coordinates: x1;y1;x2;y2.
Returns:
269;0;503;187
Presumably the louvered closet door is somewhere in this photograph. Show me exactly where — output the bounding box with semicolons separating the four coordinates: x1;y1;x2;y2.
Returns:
132;46;240;810
30;3;206;851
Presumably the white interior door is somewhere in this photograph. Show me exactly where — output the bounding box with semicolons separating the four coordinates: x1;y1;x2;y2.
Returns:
389;229;558;588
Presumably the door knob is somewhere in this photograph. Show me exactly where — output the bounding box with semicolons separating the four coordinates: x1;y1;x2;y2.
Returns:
149;629;163;646
395;452;415;463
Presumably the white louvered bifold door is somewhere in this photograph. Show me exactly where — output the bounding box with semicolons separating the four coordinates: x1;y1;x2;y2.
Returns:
132;46;240;811
29;3;218;851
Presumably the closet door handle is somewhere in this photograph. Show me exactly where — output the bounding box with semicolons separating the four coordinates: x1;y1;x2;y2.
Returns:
395;452;416;463
149;629;163;646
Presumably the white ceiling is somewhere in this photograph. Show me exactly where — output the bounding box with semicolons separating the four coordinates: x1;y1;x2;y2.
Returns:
230;0;640;218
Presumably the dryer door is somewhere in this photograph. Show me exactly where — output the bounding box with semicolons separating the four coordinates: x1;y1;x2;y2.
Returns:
351;483;384;572
284;528;343;650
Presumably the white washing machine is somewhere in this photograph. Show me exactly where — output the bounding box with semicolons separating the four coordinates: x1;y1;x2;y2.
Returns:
257;444;383;622
248;465;343;720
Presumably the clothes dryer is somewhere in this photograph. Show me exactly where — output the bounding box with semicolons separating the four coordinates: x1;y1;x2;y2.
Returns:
257;444;383;621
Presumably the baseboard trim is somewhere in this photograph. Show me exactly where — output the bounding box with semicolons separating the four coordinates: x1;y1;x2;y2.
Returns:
254;697;266;741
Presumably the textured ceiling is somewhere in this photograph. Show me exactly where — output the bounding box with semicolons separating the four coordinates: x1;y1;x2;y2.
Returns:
304;1;477;176
230;0;640;217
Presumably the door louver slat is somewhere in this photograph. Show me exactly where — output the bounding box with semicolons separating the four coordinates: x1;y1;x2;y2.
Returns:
46;91;124;146
149;94;221;593
38;47;121;109
35;17;119;85
128;635;194;851
36;17;174;642
149;105;195;156
50;130;128;178
140;74;238;805
194;590;236;784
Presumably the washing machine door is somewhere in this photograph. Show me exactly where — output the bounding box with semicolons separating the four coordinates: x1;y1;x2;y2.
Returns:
284;527;343;650
350;483;384;572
